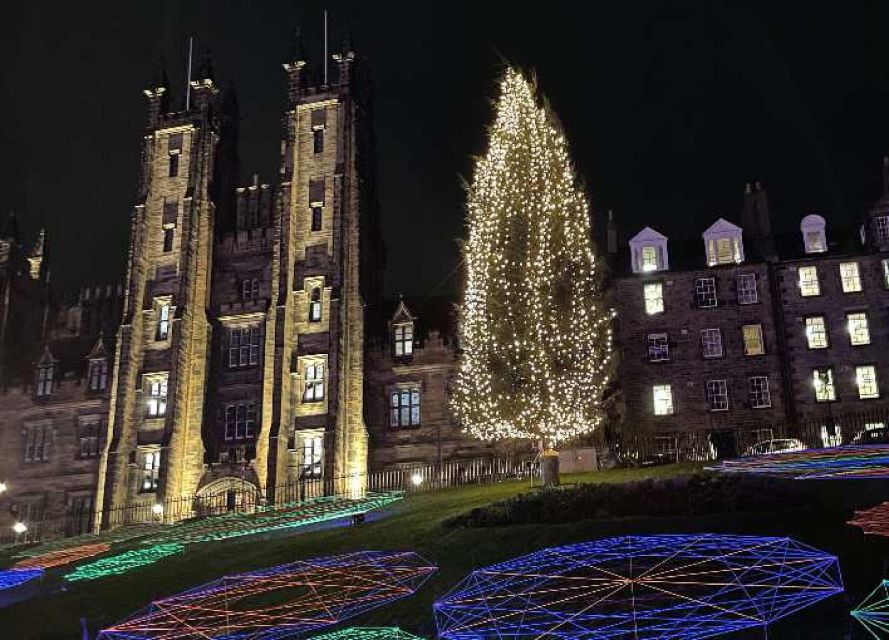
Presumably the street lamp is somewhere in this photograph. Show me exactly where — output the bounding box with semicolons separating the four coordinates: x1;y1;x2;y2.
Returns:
151;503;164;516
12;521;27;535
0;481;7;495
410;473;423;488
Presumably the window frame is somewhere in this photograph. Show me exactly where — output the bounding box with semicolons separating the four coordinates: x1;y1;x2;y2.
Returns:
706;379;729;412
839;261;863;293
804;315;829;349
300;433;324;479
742;324;765;356
647;333;669;362
156;303;171;341
798;266;820;297
695;277;718;308
390;388;421;427
23;422;52;463
146;376;168;417
652;384;674;416
813;367;836;403
228;326;262;368
847;311;871;346
856;365;880;400
87;358;108;392
700;328;723;359
36;364;54;397
736;273;758;305
77;416;101;459
224;402;258;441
393;322;414;357
310;205;323;232
140;449;161;493
748;376;772;409
303;361;325;402
309;287;322;323
643;282;665;315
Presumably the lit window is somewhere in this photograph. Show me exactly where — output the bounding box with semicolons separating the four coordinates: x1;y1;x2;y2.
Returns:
876;216;889;243
737;274;758;304
224;402;257;440
640;246;659;271
856;365;880;399
303;362;325;402
390;389;421;427
882;259;889;288
301;433;323;479
847;312;870;346
394;322;414;356
147;377;168;417
742;324;764;356
706;379;729;412
309;288;322;322
242;278;260;302
695;277;717;308
804;231;826;253
839;262;862;293
748;376;771;409
798;266;820;297
652;385;673;415
643;283;664;315
813;368;836;402
805;316;829;349
157;304;170;340
647;333;669;362
716;238;733;264
140;449;160;492
36;365;54;397
700;328;723;359
23;423;51;462
87;358;108;391
228;327;261;368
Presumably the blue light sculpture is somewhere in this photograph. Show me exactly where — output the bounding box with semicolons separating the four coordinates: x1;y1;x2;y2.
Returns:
852;579;889;638
0;567;43;591
99;550;437;639
435;534;843;639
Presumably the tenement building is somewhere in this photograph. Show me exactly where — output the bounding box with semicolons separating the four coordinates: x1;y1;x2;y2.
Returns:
613;179;889;455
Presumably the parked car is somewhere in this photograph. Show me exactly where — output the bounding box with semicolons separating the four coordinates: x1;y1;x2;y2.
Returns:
852;426;889;445
744;438;806;457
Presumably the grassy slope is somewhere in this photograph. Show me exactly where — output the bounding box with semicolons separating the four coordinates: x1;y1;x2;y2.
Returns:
1;463;884;639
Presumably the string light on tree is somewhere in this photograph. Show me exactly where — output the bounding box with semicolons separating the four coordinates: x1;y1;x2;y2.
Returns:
452;67;614;483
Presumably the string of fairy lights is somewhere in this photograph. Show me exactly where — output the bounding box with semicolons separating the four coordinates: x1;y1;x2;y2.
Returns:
452;67;614;446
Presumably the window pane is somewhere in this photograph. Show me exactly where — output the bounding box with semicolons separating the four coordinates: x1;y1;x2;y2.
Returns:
742;325;764;356
805;316;828;349
653;385;673;415
840;262;862;293
857;366;880;399
847;312;870;346
799;266;820;296
644;283;664;315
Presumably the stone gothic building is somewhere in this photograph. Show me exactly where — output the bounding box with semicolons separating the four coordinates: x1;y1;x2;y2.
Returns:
0;45;492;537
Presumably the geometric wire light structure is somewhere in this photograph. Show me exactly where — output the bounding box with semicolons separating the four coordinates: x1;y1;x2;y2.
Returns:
308;628;425;640
434;534;843;640
13;542;111;570
711;445;889;480
852;580;889;638
849;502;889;538
0;568;44;592
64;544;185;582
98;551;437;639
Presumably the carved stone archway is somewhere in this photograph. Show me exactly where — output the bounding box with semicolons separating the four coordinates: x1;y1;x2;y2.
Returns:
194;477;260;517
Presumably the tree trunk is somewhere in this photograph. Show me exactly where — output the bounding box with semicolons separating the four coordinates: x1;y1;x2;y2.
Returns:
541;449;560;488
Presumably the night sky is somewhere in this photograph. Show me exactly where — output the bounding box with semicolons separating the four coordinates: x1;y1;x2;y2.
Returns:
4;1;889;296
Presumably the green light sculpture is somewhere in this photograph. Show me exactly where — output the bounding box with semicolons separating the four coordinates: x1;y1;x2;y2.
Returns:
310;627;425;640
853;580;889;638
64;544;184;582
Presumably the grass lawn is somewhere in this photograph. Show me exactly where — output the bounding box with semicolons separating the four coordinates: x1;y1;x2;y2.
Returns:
1;462;886;639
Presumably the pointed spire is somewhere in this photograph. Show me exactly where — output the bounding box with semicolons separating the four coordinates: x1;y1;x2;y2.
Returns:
29;227;45;258
606;209;618;255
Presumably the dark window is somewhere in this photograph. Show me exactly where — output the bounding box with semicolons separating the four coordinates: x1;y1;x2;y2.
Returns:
162;201;178;224
242;278;260;302
77;418;100;459
163;228;174;253
87;359;108;391
224;402;257;440
228;327;262;367
24;423;52;462
311;206;323;231
313;129;324;154
36;365;54;397
309;288;322;322
695;278;717;308
168;153;179;178
390;389;421;427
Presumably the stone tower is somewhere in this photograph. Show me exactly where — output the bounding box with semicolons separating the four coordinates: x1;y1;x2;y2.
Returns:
99;41;376;523
100;59;232;520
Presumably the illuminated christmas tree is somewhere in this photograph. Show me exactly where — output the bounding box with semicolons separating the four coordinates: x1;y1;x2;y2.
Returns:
452;68;613;484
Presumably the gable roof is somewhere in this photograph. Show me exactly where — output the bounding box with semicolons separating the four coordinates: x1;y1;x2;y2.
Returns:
702;217;742;237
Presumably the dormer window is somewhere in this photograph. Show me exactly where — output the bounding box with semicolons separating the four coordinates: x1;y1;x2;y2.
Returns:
875;216;889;244
703;218;744;266
800;214;827;254
87;359;108;392
36;364;54;397
394;323;414;357
629;227;668;274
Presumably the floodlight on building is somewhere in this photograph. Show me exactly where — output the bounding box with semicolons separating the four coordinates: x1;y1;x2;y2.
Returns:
12;522;27;535
410;473;423;487
151;503;164;516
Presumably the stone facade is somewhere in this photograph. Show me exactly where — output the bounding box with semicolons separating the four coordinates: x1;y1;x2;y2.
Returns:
612;180;889;450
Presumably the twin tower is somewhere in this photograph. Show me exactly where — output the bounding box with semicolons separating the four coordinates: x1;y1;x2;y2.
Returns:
99;43;381;521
